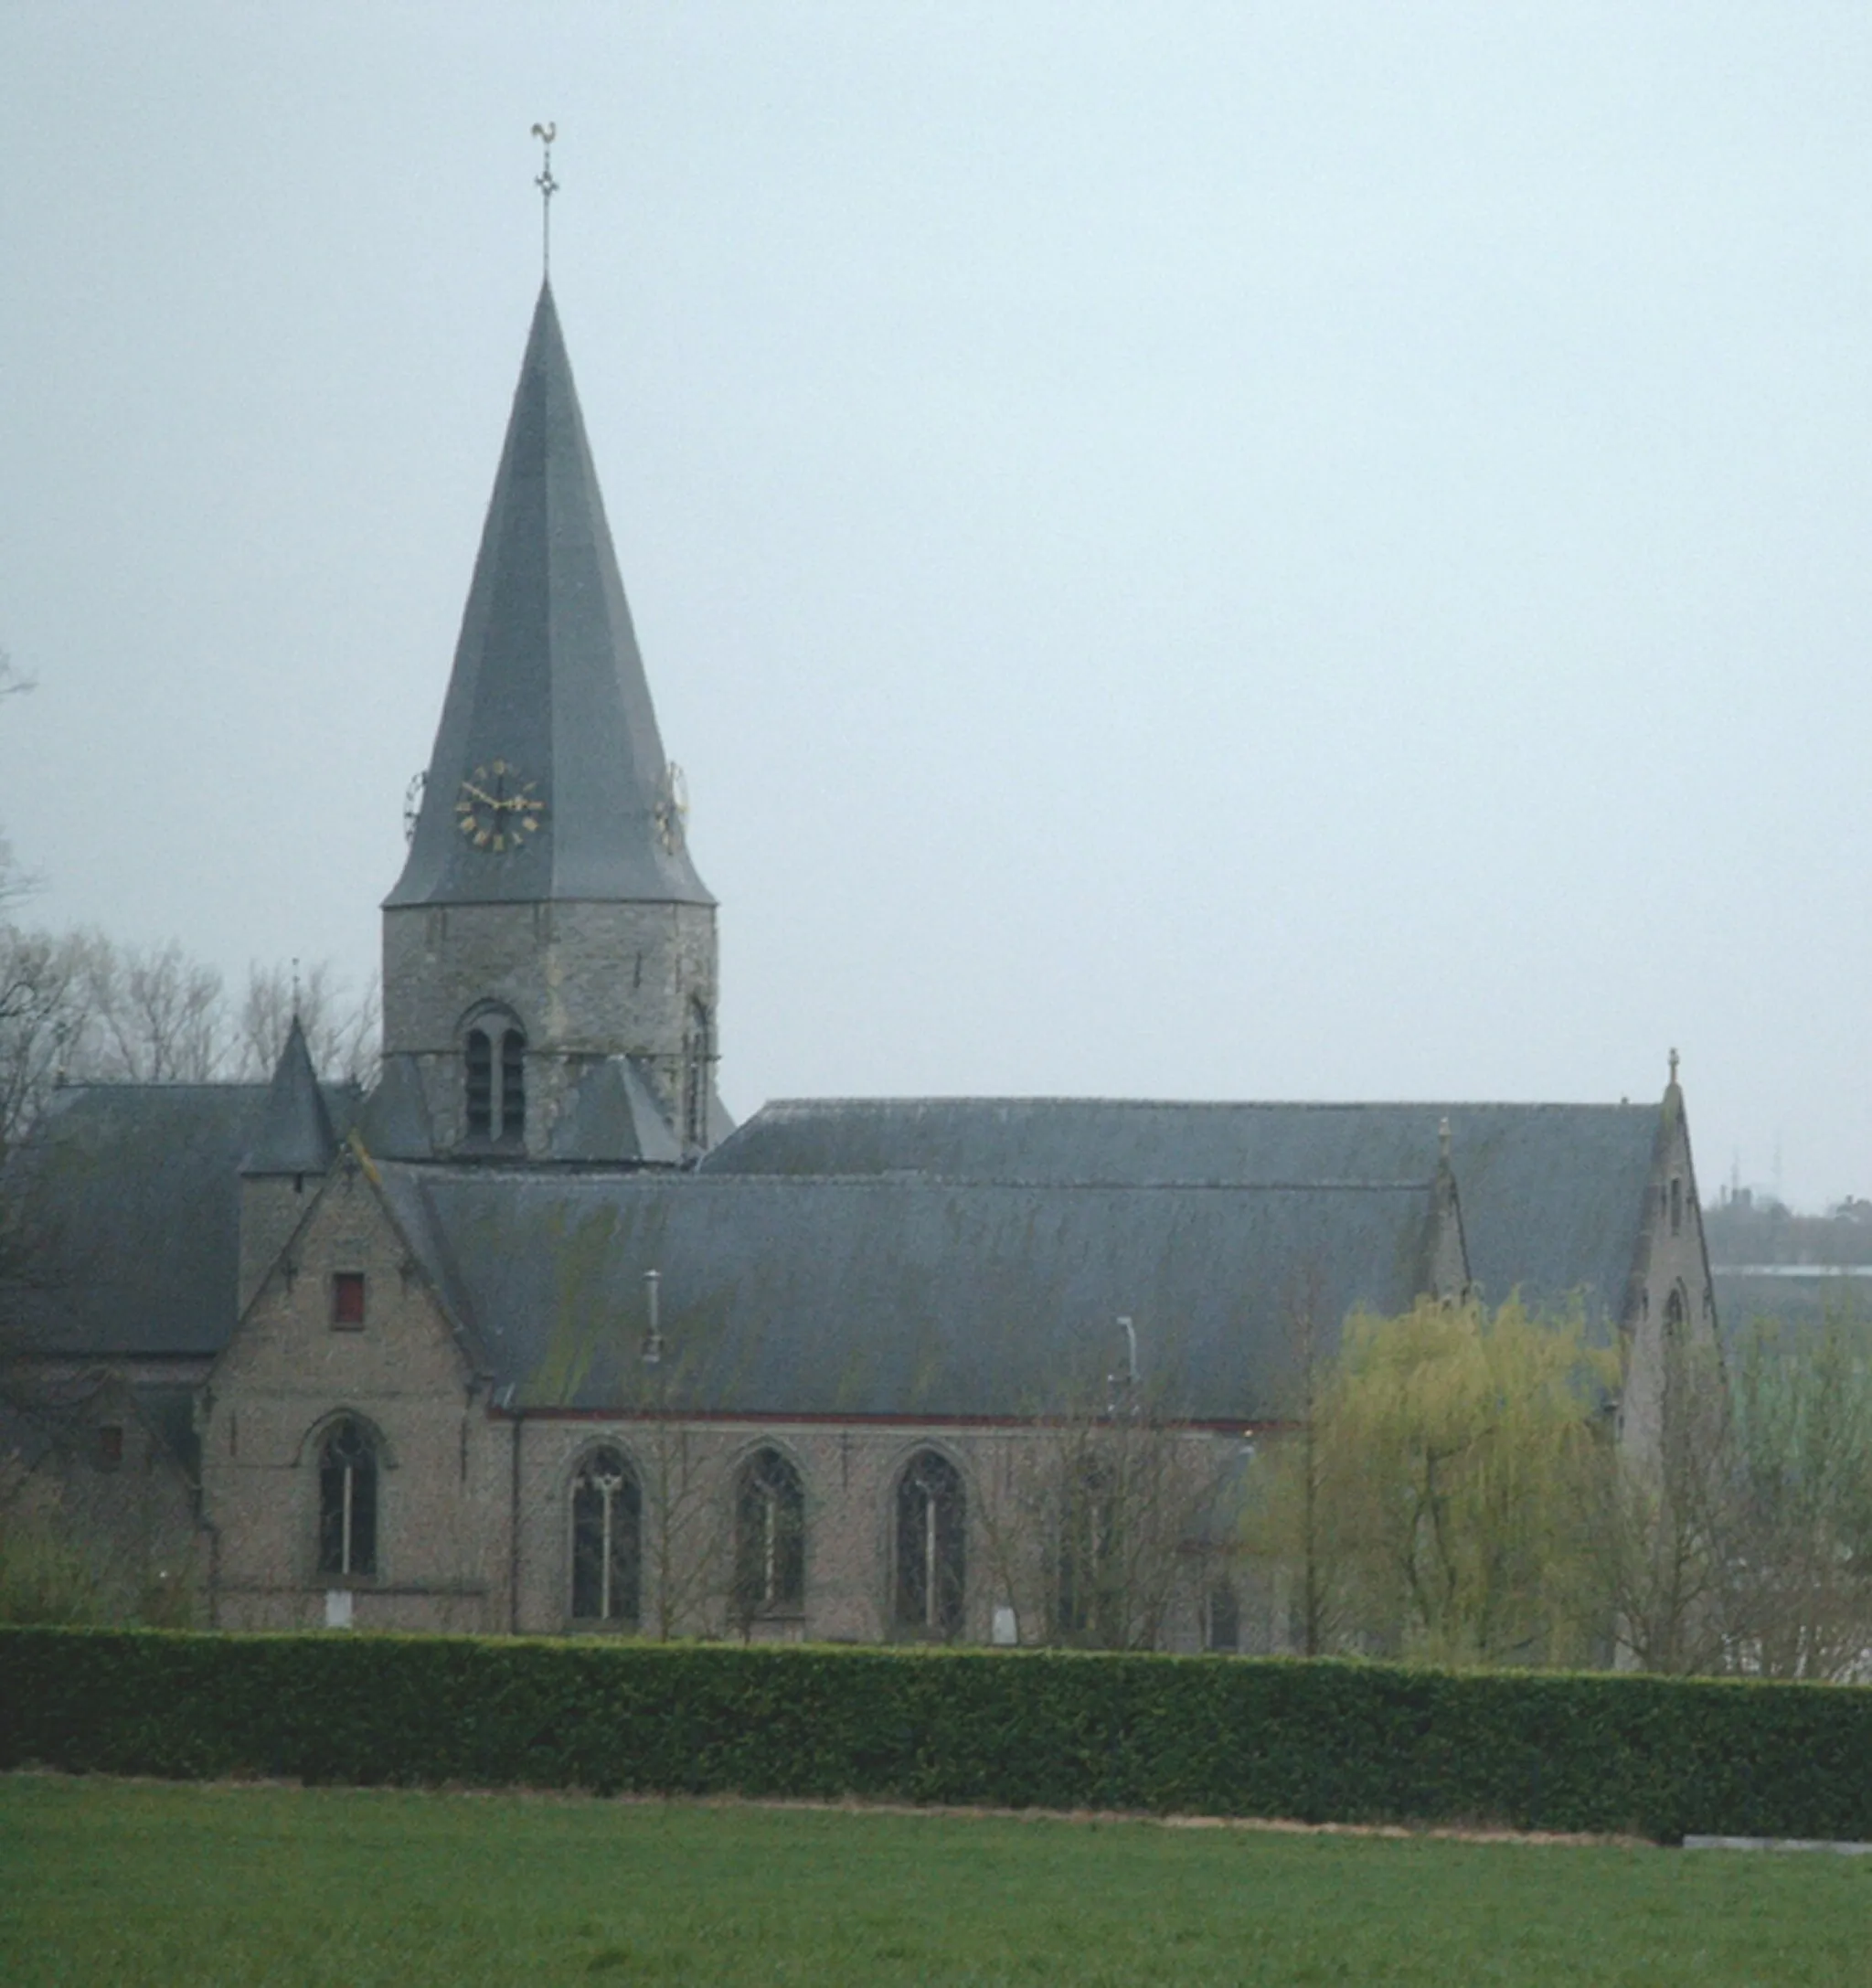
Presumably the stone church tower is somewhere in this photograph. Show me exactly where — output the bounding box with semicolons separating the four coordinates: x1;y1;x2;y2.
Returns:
378;282;720;1165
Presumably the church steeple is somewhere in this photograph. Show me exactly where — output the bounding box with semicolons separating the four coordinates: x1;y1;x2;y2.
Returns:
387;281;712;911
240;1016;337;1178
238;1016;338;1311
378;280;723;1166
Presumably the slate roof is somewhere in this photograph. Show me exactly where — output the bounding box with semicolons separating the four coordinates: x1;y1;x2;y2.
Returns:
377;1164;1445;1421
239;1019;338;1176
5;1081;357;1358
706;1097;1661;1325
386;281;713;911
7;1081;1663;1421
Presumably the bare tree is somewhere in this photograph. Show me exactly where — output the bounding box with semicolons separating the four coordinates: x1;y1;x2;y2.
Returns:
975;1333;1235;1651
0;930;90;1162
75;937;226;1082
1600;1320;1733;1675
1256;1261;1356;1658
0;651;38;912
639;1415;735;1640
1717;1310;1872;1680
235;960;380;1086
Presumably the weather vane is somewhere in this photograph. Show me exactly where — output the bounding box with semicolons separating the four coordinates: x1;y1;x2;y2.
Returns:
531;122;559;276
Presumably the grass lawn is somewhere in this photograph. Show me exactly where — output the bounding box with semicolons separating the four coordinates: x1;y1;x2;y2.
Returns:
3;1775;1869;1986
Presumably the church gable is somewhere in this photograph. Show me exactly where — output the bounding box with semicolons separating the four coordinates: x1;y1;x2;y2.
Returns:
1616;1064;1721;1457
202;1152;505;1634
213;1151;473;1403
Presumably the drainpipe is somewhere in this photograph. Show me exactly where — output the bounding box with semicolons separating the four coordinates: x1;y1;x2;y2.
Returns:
508;1400;522;1634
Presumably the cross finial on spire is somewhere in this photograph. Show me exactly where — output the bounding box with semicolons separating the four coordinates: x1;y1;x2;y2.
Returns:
291;955;301;1021
1668;1046;1680;1088
531;122;559;277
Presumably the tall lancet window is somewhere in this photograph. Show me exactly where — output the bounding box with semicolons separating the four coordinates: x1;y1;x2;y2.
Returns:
893;1451;965;1639
316;1418;378;1579
732;1447;804;1621
463;1011;526;1145
570;1447;642;1626
683;999;713;1153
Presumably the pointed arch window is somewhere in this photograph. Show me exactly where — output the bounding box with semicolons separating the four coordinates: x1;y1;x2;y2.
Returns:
463;1010;525;1145
317;1419;378;1579
732;1447;804;1619
894;1455;965;1638
570;1447;642;1625
893;1451;965;1638
1664;1285;1686;1341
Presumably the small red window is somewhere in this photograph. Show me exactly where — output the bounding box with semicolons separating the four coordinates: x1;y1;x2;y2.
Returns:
332;1273;367;1328
95;1424;124;1470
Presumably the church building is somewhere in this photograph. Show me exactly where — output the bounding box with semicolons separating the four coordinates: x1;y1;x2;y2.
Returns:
5;281;1718;1650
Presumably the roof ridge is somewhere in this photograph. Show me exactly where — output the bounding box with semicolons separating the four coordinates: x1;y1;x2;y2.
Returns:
750;1095;1654;1113
394;1165;1437;1196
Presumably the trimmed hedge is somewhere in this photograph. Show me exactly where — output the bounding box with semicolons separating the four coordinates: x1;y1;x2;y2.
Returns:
4;1626;1870;1843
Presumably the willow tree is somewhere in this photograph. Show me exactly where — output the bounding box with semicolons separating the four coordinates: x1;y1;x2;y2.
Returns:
1260;1296;1617;1665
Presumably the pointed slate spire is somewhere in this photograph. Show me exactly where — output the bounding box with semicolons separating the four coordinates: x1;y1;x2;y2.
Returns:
240;1017;338;1177
387;281;713;909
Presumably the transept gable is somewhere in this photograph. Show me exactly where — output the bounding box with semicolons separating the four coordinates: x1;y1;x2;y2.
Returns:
212;1148;477;1401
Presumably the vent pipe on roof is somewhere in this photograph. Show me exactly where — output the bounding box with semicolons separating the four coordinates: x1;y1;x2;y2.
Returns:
642;1267;663;1366
1107;1314;1140;1419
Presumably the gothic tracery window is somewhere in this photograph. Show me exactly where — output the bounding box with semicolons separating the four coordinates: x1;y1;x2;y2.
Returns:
570;1447;642;1625
732;1447;804;1619
893;1450;965;1638
317;1418;378;1579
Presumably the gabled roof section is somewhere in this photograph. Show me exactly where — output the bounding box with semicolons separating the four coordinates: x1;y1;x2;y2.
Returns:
239;1018;338;1176
705;1096;1664;1328
386;281;713;911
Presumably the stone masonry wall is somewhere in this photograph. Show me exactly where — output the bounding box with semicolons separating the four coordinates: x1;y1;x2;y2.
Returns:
382;899;717;1154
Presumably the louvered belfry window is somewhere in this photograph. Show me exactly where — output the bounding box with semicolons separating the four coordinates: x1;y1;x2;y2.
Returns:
463;1018;525;1144
500;1029;526;1140
464;1029;494;1136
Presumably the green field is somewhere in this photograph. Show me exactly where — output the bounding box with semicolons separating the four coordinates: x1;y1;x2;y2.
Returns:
3;1775;1868;1986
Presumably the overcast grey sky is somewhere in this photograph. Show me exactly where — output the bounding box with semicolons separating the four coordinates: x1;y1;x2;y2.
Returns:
2;5;1867;1207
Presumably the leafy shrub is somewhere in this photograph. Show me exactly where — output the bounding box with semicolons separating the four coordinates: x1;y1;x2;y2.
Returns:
3;1627;1870;1844
0;1508;104;1625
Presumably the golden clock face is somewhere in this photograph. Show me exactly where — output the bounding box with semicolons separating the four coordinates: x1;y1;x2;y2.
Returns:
455;760;545;852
